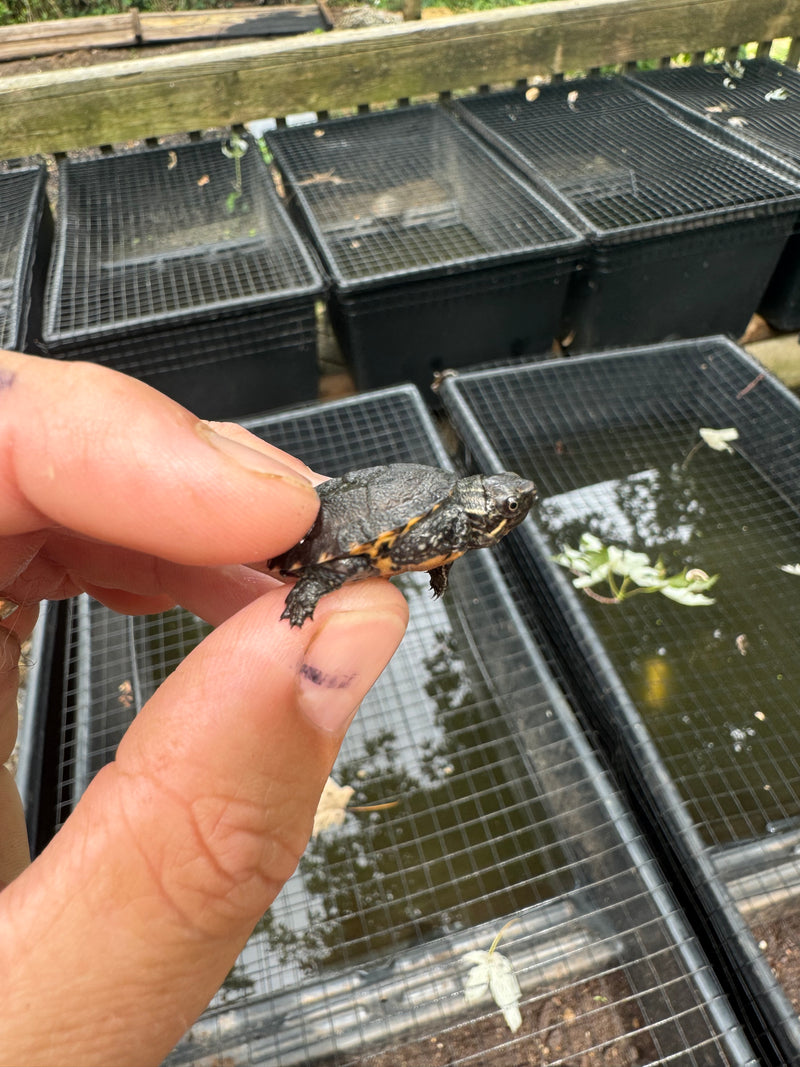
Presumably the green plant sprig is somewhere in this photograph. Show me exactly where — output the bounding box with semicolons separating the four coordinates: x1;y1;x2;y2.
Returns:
553;532;718;606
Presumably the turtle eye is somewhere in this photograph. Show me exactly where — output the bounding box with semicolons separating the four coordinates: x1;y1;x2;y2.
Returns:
506;497;519;513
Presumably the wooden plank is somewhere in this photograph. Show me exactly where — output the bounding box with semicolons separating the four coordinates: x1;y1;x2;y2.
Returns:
1;0;798;157
138;6;330;44
0;12;139;61
0;6;328;62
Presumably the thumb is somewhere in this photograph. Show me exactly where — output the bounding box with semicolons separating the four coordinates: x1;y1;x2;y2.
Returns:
0;580;408;1067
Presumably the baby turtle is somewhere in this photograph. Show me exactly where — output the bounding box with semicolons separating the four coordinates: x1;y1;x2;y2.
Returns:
269;463;537;627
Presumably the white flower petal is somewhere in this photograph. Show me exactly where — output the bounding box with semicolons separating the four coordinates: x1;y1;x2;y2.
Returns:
501;1002;523;1033
780;563;800;576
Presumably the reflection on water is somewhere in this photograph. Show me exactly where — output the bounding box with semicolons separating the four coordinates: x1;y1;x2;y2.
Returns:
525;423;800;848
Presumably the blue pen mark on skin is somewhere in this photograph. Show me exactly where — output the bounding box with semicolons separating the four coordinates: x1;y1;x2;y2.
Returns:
0;370;16;391
301;662;355;689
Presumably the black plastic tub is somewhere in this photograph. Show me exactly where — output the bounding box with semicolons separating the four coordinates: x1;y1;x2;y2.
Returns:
630;58;800;331
52;385;754;1066
14;601;63;858
439;337;800;1063
266;106;585;392
42;137;324;419
0;164;52;353
452;79;800;352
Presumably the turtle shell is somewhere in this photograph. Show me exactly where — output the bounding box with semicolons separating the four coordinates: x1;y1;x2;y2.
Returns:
276;464;459;571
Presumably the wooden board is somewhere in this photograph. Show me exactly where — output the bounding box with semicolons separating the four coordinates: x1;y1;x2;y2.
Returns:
0;5;330;63
0;0;798;157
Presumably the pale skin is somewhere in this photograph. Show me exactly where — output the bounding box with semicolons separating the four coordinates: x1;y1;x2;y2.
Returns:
0;350;408;1067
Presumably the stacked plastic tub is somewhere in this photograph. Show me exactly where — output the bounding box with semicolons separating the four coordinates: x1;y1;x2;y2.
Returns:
630;58;800;331
266;105;585;392
41;137;324;419
439;337;800;1063
0;164;52;353
453;78;800;351
46;386;756;1066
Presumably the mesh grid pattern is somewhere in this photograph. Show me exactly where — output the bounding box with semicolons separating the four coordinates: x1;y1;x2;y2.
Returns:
54;386;751;1065
0;166;49;350
632;59;800;170
454;79;800;236
267;106;583;286
44;137;321;341
440;338;800;1055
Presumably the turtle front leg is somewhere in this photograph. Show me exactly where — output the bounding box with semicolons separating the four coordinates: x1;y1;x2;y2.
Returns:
281;558;374;627
428;563;453;599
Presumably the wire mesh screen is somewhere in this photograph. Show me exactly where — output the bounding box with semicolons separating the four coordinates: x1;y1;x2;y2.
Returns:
439;337;800;1058
631;59;800;171
53;385;753;1065
453;79;800;236
0;165;51;351
267;105;583;287
41;138;323;418
45;137;321;341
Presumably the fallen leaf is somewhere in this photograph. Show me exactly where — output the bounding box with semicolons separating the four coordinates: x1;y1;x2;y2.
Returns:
312;777;355;837
699;426;739;453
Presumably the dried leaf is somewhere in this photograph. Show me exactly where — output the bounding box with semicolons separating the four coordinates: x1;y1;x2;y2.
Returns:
312;777;355;838
699;426;739;453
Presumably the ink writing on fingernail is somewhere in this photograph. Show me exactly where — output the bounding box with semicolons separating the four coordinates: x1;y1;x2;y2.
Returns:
300;662;355;690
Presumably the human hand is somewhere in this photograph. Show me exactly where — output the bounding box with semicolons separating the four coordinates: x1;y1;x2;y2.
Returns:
0;351;408;1066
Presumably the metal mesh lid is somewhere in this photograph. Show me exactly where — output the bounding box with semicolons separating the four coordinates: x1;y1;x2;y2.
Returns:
633;59;800;170
0;165;46;349
267;106;583;287
44;138;322;343
439;338;800;852
455;79;800;235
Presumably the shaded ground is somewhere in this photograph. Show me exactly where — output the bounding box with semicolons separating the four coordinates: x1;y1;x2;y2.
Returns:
322;971;657;1066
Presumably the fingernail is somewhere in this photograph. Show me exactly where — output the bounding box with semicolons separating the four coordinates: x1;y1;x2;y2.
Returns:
196;422;313;487
0;598;19;621
298;611;406;734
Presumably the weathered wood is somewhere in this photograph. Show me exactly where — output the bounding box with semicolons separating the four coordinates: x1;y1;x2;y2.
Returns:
1;0;798;157
0;5;328;62
139;5;330;43
0;12;139;61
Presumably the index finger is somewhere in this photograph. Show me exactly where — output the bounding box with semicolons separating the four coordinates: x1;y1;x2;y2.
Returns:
0;352;320;567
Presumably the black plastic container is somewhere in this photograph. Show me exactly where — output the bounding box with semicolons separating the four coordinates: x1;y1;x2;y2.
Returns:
630;58;800;331
52;386;754;1066
14;601;63;857
42;137;324;419
267;106;585;393
0;164;52;353
439;337;800;1063
453;79;800;352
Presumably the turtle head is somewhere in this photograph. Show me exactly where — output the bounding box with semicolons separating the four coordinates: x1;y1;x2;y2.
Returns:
457;472;537;548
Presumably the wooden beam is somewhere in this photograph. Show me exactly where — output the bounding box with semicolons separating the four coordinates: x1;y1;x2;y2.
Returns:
0;5;330;62
0;11;139;62
1;0;798;157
